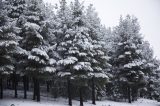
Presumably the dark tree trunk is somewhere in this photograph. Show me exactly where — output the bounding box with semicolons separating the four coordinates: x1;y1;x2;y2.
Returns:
8;79;11;89
26;76;29;91
23;75;27;99
33;78;36;100
12;74;14;90
79;87;83;106
7;78;9;89
92;77;96;105
36;79;40;102
0;78;3;99
67;77;72;106
149;92;152;99
128;86;131;103
47;81;49;92
131;87;138;101
14;73;18;98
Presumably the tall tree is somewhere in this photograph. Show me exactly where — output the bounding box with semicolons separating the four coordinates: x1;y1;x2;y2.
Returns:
85;4;110;103
0;0;25;99
54;0;73;105
4;0;28;98
56;0;109;105
56;0;93;105
112;15;148;103
18;0;56;102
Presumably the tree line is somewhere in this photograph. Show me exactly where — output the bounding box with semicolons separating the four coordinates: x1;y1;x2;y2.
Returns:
0;0;160;106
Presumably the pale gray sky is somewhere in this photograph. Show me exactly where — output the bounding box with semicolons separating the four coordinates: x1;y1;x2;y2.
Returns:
44;0;160;59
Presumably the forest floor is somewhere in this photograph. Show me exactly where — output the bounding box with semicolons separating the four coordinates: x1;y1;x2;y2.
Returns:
0;90;159;106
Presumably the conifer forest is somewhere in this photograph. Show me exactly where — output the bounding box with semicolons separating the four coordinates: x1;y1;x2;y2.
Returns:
0;0;160;106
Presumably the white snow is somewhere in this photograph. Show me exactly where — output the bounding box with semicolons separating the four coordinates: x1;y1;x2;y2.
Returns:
124;60;146;68
49;58;56;65
31;48;49;60
0;97;159;106
57;57;78;65
65;34;70;38
58;72;71;77
0;90;159;106
43;66;56;72
24;22;40;31
79;52;87;57
0;40;18;47
125;51;131;55
118;42;123;46
94;73;109;78
118;55;125;59
73;62;93;71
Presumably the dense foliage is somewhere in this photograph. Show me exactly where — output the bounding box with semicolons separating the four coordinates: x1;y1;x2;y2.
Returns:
0;0;159;105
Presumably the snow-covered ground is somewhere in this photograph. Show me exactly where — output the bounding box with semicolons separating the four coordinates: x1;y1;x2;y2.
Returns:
0;98;159;106
0;90;159;106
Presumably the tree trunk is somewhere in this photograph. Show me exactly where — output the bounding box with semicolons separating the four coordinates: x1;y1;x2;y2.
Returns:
131;87;138;101
79;87;83;106
128;86;131;103
47;81;49;92
92;77;96;105
37;79;40;102
23;75;27;99
12;74;14;90
26;76;29;91
0;78;3;99
7;78;9;89
8;79;11;89
14;73;17;98
67;77;72;106
33;77;36;100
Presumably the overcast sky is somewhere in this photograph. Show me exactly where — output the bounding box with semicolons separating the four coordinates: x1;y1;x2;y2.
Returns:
44;0;160;59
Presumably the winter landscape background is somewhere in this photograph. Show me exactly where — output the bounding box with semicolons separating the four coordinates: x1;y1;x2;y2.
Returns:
0;0;160;106
45;0;160;59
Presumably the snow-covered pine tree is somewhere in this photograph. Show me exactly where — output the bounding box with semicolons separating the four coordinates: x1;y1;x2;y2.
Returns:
56;0;109;105
41;3;60;99
100;27;117;100
5;0;26;19
53;0;73;105
18;0;56;101
56;0;93;105
55;0;72;61
145;58;160;100
85;4;103;40
140;41;160;100
4;0;28;98
0;0;25;99
0;0;4;99
85;4;110;103
112;15;149;103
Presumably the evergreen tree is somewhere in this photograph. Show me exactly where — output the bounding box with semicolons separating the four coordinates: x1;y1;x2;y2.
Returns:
0;0;25;99
56;1;93;105
56;0;109;105
54;0;73;105
17;0;56;101
5;0;26;19
140;41;160;99
112;15;148;103
85;4;110;102
4;0;28;98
